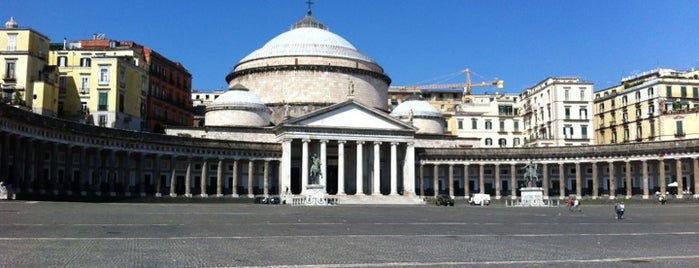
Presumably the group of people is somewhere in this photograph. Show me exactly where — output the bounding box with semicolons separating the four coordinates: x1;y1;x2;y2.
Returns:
566;196;581;212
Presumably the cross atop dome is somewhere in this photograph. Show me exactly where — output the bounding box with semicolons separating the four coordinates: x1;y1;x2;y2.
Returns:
306;0;314;16
291;0;327;30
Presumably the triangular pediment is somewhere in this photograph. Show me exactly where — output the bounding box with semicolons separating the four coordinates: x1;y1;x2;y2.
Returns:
283;100;414;131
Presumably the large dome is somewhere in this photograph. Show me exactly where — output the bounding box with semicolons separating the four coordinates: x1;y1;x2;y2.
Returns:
240;27;375;63
390;100;443;118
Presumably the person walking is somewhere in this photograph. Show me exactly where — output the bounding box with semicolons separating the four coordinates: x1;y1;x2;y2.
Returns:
615;201;625;220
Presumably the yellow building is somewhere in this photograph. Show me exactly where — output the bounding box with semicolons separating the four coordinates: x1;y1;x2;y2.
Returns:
0;17;58;115
49;38;148;130
594;68;699;144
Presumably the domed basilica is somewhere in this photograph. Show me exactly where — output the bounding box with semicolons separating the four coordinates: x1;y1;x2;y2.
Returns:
166;10;472;202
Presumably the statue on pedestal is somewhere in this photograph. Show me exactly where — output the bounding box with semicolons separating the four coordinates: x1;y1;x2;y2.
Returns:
310;154;322;185
521;161;539;188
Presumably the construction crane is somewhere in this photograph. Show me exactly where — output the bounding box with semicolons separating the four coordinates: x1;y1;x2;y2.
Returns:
403;68;504;101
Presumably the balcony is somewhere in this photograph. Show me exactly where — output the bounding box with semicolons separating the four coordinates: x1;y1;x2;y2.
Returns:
2;75;16;82
609;120;616;127
675;132;686;138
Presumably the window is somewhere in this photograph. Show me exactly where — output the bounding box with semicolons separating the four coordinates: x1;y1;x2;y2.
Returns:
650;121;656;137
514;121;519;132
694;87;699;98
7;34;17;51
485;120;492;130
676;121;684;135
119;68;126;86
636;108;641;118
457;119;463;130
99;66;110;85
648;87;654;96
624;128;629;141
599;103;605;113
648;104;655;115
59;76;67;94
580;107;588;119
498;138;507;147
98;91;108;111
513;138;520;146
666;86;672;97
564;107;570;119
80;75;89;94
564;90;569;100
635;91;641;101
636;126;642;139
119;93;124;113
581;125;588;139
4;60;16;80
564;125;573;139
80;58;91;67
611;131;617;143
58;56;67;67
580;89;585;100
622;96;628;106
98;115;107;127
681;87;687;98
499;121;505;131
80;102;88;115
485;138;492;146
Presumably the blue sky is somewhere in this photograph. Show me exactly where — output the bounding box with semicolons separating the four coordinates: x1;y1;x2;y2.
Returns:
4;0;699;94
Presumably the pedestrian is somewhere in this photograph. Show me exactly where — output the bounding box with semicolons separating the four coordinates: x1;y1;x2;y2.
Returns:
615;201;625;220
572;198;581;212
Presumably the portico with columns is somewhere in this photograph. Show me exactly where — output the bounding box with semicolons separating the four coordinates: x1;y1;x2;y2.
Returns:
275;100;417;199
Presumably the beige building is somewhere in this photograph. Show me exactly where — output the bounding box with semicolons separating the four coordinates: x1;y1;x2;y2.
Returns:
595;68;699;144
0;17;58;115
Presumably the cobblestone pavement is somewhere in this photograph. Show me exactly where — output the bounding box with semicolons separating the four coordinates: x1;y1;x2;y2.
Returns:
1;201;699;267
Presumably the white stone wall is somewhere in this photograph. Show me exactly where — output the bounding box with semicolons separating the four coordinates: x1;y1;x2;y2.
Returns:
412;118;444;134
165;128;277;143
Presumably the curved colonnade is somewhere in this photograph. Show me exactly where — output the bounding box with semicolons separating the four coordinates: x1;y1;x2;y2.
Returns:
2;103;699;201
0;104;281;199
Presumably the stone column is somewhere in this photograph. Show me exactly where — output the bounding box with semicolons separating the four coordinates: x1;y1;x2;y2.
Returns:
320;140;327;191
419;163;425;196
64;145;74;195
25;139;36;193
231;160;239;197
216;159;224;197
108;151;116;196
248;160;255;197
609;161;616;199
676;158;683;198
263;160;270;196
558;162;565;198
479;164;485;194
301;139;310;194
200;159;208;197
50;143;58;194
510;164;516;199
93;149;101;195
390;142;398;195
575;162;582;198
541;163;548;198
642;159;649;199
694;158;699;198
494;163;501;200
79;147;88;195
373;142;381;195
625;161;632;198
659;159;666;195
433;164;439;196
184;160;192;198
402;143;416;196
464;164;470;198
356;141;364;195
448;164;455;197
337;141;346;195
154;154;161;197
169;156;177;197
280;139;291;195
0;133;7;179
591;162;598;199
137;153;145;197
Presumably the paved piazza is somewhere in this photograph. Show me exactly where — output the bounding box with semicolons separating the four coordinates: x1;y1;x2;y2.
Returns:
1;201;699;268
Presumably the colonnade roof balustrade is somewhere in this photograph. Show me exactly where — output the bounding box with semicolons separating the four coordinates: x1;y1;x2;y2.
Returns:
418;139;699;161
0;104;281;156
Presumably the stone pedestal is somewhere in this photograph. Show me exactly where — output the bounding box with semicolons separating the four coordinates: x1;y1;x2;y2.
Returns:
520;187;545;207
304;184;327;205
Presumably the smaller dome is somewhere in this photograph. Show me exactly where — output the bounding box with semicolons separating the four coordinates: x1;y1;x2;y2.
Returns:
211;84;267;109
390;100;443;118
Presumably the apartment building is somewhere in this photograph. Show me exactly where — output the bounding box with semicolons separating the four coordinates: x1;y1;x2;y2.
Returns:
594;68;699;144
519;77;594;147
450;93;523;147
49;37;148;130
0;17;58;115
